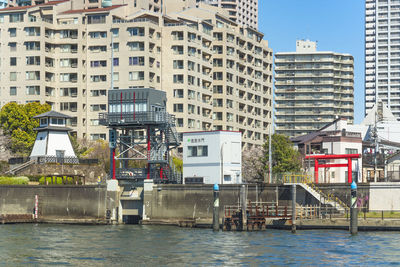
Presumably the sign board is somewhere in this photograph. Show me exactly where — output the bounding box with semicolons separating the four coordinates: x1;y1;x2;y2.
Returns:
109;129;117;148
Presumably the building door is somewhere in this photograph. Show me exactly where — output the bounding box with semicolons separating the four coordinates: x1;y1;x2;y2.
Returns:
56;150;65;164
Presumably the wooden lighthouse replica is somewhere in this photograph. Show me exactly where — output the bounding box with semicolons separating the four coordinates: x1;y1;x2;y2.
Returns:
30;110;78;163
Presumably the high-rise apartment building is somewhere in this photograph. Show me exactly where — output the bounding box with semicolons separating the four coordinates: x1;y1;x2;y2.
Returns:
196;0;258;29
365;0;400;118
275;40;354;137
0;0;272;149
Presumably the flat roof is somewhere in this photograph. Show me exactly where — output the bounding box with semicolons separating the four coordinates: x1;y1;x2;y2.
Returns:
183;130;241;134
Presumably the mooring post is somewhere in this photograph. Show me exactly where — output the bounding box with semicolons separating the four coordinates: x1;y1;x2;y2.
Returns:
213;184;220;231
291;184;296;233
350;181;358;235
240;185;247;231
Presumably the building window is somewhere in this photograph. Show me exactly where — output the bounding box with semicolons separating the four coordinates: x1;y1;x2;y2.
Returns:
9;13;23;23
113;43;119;52
10;87;17;96
173;89;184;98
89;31;107;38
111;28;119;37
90;75;107;82
26;71;40;80
127;27;144;36
10;57;16;66
127;42;144;51
188;145;208;157
113;58;119;66
90;60;107;67
10;72;17;81
173;74;184;83
129;71;144;81
9;28;16;37
173;104;183;112
26;56;40;65
9;42;17;52
87;15;106;24
90;134;106;141
345;148;358;154
113;72;119;81
129;56;144;66
173;60;184;69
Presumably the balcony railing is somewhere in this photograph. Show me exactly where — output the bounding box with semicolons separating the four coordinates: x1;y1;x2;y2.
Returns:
99;111;176;126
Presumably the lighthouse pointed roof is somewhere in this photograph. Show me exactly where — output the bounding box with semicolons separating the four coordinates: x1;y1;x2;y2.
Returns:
33;110;72;119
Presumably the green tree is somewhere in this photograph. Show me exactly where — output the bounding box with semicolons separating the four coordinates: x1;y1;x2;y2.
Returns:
172;157;183;172
0;102;50;155
263;134;302;174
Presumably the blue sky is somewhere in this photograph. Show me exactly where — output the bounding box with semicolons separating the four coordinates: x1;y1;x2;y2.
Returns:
258;1;365;123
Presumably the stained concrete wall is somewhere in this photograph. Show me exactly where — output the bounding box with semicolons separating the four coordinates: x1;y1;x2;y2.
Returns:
0;185;108;222
143;184;293;223
369;183;400;211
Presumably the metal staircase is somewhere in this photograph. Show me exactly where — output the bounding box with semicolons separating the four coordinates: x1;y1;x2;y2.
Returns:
283;174;349;213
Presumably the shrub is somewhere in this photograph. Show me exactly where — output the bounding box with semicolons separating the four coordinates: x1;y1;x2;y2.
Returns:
38;176;80;185
0;176;29;185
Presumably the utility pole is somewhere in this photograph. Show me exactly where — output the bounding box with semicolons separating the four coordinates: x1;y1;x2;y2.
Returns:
373;110;378;183
269;125;272;183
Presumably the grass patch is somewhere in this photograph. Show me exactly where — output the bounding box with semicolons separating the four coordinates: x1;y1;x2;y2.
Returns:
0;176;29;185
358;211;400;219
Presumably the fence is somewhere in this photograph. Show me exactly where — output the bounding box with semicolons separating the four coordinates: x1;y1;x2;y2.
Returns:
9;156;98;165
296;205;400;221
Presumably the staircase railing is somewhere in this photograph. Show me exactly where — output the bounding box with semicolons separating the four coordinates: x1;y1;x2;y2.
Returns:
5;159;35;175
283;174;349;212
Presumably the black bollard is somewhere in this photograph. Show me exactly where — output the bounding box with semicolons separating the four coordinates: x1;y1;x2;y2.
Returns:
213;184;220;231
350;181;358;235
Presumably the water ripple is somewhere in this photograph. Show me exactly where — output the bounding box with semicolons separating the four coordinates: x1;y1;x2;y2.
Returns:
0;225;400;265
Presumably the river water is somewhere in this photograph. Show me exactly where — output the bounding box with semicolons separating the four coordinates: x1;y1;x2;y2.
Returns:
0;224;399;266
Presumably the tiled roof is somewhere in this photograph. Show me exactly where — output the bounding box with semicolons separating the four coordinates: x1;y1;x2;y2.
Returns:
33;110;72;119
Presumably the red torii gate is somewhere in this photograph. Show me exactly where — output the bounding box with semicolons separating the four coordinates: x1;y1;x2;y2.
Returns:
305;154;361;184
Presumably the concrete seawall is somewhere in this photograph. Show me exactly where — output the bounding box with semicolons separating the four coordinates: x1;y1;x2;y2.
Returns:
0;185;108;223
143;184;294;225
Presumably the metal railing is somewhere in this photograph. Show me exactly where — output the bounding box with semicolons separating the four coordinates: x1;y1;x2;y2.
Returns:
99;111;176;126
35;156;79;164
283;174;313;184
297;206;400;221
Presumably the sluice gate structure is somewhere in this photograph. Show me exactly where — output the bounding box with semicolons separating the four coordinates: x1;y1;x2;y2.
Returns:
99;88;181;223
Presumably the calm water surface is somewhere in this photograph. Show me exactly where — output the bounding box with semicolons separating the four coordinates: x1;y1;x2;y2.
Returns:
0;224;399;266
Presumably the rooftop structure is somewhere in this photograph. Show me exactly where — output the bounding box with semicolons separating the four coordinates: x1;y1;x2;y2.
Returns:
196;0;258;29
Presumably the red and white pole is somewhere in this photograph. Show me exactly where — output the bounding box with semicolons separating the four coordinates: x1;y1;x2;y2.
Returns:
34;195;38;219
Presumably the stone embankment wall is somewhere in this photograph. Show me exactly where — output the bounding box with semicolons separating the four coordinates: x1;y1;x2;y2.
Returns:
0;185;108;223
17;164;107;184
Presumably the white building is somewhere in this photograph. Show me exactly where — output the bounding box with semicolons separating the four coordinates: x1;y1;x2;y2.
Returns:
30;110;77;162
365;0;400;118
182;131;242;184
